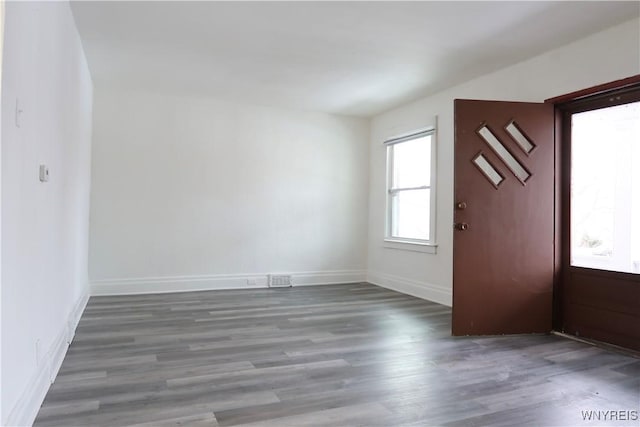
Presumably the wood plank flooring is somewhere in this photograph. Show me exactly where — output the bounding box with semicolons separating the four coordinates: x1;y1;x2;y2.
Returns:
35;283;640;426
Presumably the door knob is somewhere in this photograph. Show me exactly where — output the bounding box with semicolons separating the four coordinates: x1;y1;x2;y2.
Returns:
456;202;467;210
454;222;469;231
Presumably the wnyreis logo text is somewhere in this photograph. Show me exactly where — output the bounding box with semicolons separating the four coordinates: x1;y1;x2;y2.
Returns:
581;410;639;422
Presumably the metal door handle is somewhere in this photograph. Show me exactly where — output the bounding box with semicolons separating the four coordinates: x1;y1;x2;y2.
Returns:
454;222;469;231
456;202;467;210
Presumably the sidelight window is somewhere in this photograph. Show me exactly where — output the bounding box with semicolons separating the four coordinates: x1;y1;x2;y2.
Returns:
571;101;640;273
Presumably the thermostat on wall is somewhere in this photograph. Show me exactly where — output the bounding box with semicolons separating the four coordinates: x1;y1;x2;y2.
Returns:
39;165;50;182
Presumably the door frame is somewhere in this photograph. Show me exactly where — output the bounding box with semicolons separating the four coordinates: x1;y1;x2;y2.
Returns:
451;75;640;348
548;76;640;349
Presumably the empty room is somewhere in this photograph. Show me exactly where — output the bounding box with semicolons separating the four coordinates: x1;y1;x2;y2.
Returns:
2;1;640;426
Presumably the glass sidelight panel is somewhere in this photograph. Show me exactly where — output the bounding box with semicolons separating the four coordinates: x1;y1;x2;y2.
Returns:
571;101;640;273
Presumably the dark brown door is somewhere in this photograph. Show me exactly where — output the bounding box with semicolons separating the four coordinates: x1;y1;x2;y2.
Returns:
453;100;555;336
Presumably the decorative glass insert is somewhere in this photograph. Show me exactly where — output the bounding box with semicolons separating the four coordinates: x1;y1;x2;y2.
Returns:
477;125;530;183
505;120;535;154
473;153;504;188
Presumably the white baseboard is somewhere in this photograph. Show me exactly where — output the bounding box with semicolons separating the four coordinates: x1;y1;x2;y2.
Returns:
90;270;367;296
4;271;443;425
5;291;89;427
367;271;452;307
291;270;366;286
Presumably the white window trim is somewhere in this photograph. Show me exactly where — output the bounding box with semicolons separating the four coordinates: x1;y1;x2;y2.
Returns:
383;239;438;254
384;125;438;252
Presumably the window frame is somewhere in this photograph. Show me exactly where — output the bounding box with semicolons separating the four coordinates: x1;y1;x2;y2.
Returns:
568;100;640;274
552;78;640;351
558;84;640;279
384;127;437;251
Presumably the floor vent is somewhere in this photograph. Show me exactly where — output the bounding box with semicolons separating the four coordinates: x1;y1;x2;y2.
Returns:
268;274;292;288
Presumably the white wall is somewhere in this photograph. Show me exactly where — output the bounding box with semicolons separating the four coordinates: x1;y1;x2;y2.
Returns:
0;1;5;422
1;2;93;425
367;18;640;307
89;89;369;294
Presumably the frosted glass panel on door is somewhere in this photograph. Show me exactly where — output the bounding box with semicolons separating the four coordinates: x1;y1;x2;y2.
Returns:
477;126;530;183
571;101;640;273
392;135;431;188
473;154;504;187
390;189;430;241
505;121;535;154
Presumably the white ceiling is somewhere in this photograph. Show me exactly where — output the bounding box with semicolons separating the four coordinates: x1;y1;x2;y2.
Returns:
71;1;639;117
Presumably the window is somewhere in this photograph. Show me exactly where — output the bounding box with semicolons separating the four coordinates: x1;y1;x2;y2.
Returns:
570;100;640;274
385;129;436;249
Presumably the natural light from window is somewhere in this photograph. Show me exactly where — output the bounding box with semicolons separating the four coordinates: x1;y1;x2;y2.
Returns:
388;133;432;242
571;101;640;274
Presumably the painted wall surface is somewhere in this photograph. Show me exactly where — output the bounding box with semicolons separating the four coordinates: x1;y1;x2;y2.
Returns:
89;89;369;293
1;2;93;425
367;18;640;306
0;2;5;421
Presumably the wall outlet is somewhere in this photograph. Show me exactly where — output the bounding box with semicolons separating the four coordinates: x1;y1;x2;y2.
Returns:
39;165;50;182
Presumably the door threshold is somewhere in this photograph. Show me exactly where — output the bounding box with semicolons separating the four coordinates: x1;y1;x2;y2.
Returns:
552;331;640;359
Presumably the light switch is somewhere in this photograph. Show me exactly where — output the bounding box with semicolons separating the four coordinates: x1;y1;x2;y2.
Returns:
39;165;49;182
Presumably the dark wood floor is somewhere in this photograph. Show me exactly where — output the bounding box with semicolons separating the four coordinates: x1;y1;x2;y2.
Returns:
35;283;639;426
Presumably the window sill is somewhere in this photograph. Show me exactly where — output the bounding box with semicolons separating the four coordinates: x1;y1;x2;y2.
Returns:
383;239;438;254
